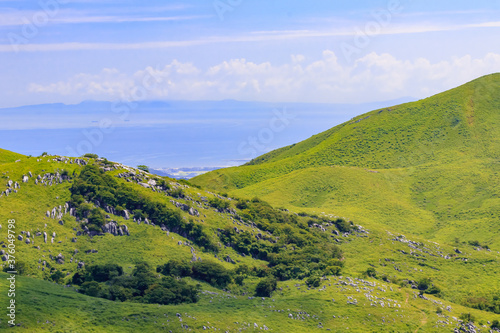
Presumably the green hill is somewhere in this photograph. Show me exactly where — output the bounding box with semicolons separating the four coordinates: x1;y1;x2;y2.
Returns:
1;152;500;332
2;74;500;331
193;74;500;247
0;148;25;164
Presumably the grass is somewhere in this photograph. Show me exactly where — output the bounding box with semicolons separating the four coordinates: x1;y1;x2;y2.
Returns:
1;154;499;331
2;270;499;332
2;74;500;331
192;73;500;247
0;148;24;164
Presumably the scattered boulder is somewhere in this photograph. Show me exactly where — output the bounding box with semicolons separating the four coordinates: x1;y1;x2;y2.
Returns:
55;253;64;264
188;207;200;217
122;225;130;236
102;222;119;235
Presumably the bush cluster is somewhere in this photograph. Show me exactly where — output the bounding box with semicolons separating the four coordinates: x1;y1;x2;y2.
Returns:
73;263;199;305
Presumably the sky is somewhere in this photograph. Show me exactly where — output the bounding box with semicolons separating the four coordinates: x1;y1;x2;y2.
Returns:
1;0;500;108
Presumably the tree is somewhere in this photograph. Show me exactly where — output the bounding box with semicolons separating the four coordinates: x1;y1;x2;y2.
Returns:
157;260;192;277
87;208;106;231
80;281;102;297
3;261;27;275
133;209;147;220
418;278;431;291
491;320;499;329
192;261;231;288
234;275;246;286
459;313;476;323
50;270;65;284
83;153;98;159
255;277;277;297
365;267;377;278
306;275;321;288
87;264;123;282
137;165;150;173
72;272;87;285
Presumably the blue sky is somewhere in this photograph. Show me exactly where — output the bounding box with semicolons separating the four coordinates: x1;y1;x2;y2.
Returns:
1;0;500;107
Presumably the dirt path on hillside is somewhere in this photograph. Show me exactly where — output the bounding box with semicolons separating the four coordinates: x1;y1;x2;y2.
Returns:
401;289;427;333
413;313;428;333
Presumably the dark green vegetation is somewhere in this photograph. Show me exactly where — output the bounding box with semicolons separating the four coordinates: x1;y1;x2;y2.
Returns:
70;164;344;282
70;164;217;251
74;262;200;305
2;74;500;331
157;260;231;288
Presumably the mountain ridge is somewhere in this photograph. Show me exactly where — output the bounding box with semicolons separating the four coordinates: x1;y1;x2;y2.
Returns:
192;73;500;247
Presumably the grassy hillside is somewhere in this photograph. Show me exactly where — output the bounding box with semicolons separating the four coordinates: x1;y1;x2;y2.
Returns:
1;152;500;331
0;148;25;164
192;74;500;249
2;74;500;331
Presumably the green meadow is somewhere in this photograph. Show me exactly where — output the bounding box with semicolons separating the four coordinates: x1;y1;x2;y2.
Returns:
1;74;500;331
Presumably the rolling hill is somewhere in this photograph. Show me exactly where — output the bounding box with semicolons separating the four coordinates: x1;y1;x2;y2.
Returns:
192;73;500;248
0;150;499;332
1;74;500;332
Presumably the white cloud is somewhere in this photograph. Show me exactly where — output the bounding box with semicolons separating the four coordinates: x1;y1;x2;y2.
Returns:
28;52;500;103
2;20;500;53
0;12;209;27
29;68;135;98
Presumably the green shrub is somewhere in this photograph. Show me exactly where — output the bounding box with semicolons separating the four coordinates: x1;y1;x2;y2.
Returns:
306;275;321;288
234;275;246;286
255;277;277;297
80;281;102;297
87;264;124;282
459;313;475;323
208;197;230;211
418;278;431;291
157;260;192;277
88;208;106;230
365;267;377;278
3;261;27;275
137;165;150;172
192;261;231;288
170;188;185;198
